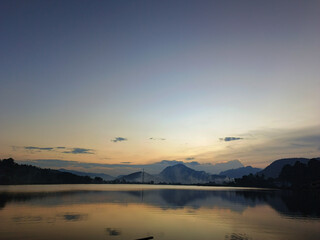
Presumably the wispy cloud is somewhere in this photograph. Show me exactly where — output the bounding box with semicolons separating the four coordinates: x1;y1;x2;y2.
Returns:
200;126;320;166
185;157;195;161
24;146;54;151
121;162;131;164
220;137;244;142
18;146;94;154
63;148;94;154
111;137;127;143
149;137;166;141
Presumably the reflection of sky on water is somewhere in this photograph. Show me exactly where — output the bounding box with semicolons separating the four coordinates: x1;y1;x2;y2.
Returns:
1;189;261;213
0;185;319;240
11;213;88;224
0;186;319;219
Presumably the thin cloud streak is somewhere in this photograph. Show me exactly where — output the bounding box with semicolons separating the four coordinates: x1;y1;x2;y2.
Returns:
220;137;244;142
149;138;166;141
24;146;54;151
62;148;94;154
18;146;95;154
111;137;127;143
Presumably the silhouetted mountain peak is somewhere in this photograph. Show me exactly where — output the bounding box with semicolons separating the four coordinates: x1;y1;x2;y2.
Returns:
160;164;214;184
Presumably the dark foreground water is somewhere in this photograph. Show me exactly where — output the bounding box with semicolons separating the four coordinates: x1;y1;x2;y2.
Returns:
0;185;319;240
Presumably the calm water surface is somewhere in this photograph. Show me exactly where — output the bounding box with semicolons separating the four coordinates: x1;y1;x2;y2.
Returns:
0;184;319;240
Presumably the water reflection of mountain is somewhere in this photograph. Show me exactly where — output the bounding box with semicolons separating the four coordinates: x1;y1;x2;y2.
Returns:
0;187;319;219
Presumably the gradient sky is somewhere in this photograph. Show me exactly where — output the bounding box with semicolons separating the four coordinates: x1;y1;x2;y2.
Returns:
1;0;320;169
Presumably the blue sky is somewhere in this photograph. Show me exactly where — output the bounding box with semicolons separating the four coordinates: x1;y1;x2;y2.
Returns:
1;0;319;170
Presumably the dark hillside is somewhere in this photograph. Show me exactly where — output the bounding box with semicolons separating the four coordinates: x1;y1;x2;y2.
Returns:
279;158;320;189
258;158;310;178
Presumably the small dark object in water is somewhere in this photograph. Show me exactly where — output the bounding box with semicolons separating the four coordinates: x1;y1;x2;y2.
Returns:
135;237;154;240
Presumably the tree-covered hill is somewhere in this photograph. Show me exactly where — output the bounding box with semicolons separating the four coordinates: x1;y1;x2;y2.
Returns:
279;158;320;189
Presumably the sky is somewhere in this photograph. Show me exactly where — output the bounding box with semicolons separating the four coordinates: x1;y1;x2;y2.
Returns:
1;0;320;172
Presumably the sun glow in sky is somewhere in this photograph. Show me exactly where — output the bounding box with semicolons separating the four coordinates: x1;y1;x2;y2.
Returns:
1;0;320;169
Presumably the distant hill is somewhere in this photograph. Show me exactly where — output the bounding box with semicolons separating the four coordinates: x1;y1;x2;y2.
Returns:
258;158;311;178
116;171;161;183
0;158;103;185
220;166;261;178
159;164;210;184
59;169;115;181
158;164;228;184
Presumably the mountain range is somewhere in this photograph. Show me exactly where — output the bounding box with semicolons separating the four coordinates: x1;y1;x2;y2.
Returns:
115;157;320;184
116;164;230;184
57;163;261;181
5;157;319;186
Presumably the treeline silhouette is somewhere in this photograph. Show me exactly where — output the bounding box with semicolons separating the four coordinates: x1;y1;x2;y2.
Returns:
231;173;276;188
0;158;104;185
279;159;320;189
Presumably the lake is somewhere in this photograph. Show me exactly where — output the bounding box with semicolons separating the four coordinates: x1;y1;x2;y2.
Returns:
0;184;319;240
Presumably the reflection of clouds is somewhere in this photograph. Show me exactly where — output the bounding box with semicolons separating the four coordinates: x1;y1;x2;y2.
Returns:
12;216;43;224
225;233;252;240
11;213;88;224
61;213;88;222
106;228;121;236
